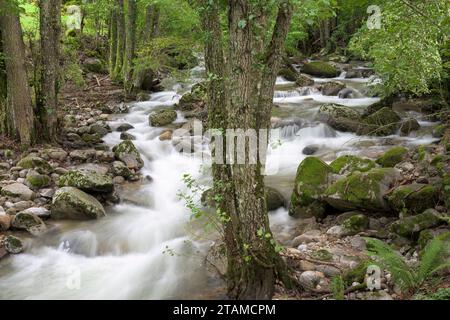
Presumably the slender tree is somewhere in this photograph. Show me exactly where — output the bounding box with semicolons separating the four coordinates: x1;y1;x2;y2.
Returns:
123;0;136;93
200;0;294;299
112;0;125;81
109;8;118;76
0;0;35;145
38;0;62;142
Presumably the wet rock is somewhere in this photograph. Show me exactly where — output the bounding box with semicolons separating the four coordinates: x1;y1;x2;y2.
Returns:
278;68;297;81
58;170;114;193
112;140;144;170
289;157;332;218
321;81;346;96
341;214;369;236
266;187;285;211
358;107;401;136
95;151;115;163
330;155;375;174
113;176;125;184
116;123;134;132
296;74;314;87
120;132;136;141
11;211;46;232
317;104;362;133
390;209;445;239
159;130;173;141
112;161;133;179
302;145;319;155
387;184;440;215
149;109;177;127
302;61;340;78
324;168;401;212
51;187;106;220
292;230;322;245
177;82;206;111
1;183;35;201
400;118;420;136
376;147;408;168
3;235;23;254
26;170;51;189
17;156;53;174
20;207;51;219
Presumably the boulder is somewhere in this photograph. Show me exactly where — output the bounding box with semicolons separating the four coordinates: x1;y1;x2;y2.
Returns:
390;209;445;239
376;147;408;168
58;170;114;193
302;61;340;78
26;170;51;189
1;183;34;201
289;157;332;218
317;104;362;133
321;81;346;96
120;132;136;141
178;82;206;111
51;187;106;220
387;184;440;215
116;123;134;132
266;187;286;211
17;156;53;174
11;211;46;231
278;68;297;81
3;235;23;254
89;123;110;137
296;74;314;87
341;214;369;236
330;155;375;174
358;107;401;136
20;207;51;219
324;168;401;212
82;57;106;73
400;118;420;136
149;109;177;127
112;140;144;170
112;161;133;179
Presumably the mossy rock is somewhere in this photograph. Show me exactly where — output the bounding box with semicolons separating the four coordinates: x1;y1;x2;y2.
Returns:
321;81;346;96
149;109;177;127
26;171;51;189
330;155;376;174
417;229;450;250
112;140;144;169
266;187;286;211
17;156;53;174
376;147;408;168
400;118;420;136
3;235;23;254
324;168;400;212
342;259;373;286
359;107;401;136
11;212;45;230
342;214;369;236
302;61;340;78
58;170;114;193
112;161;133;179
310;249;333;261
390;209;445;239
278;68;297;81
51;186;106;220
289;157;332;218
296;74;314;87
387;184;440;215
317;104;362;133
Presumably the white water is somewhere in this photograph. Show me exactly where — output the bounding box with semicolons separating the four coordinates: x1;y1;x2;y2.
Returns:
0;63;439;299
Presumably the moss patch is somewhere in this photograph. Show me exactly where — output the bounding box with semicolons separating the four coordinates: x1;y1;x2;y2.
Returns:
330;155;375;174
302;61;340;78
376;147;408;168
387;183;440;215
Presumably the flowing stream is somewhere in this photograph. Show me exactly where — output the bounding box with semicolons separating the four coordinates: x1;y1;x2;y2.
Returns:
0;61;439;299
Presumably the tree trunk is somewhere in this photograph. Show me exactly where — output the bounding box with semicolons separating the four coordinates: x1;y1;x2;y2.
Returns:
201;0;294;300
38;0;61;142
0;27;11;137
109;9;117;76
123;0;136;93
112;0;125;81
0;0;35;145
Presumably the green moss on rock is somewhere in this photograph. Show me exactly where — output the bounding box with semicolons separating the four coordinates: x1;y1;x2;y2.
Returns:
390;209;445;239
58;170;113;193
149;109;177;127
302;61;340;78
317;104;362;133
342;214;369;236
278;68;297;81
17;156;53;173
359;107;401;136
376;147;408;168
387;183;439;215
289;157;332;218
330;155;375;174
26;172;50;188
112;140;144;169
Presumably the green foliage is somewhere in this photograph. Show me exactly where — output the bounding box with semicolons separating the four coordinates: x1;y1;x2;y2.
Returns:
349;0;447;96
331;275;345;300
414;287;450;300
365;233;450;296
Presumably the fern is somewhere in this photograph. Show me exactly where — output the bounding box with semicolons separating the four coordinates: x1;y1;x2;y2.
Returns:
331;275;345;300
365;233;450;296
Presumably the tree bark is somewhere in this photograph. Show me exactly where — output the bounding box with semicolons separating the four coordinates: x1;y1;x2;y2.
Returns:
201;0;294;300
123;0;136;93
0;0;35;145
109;9;117;77
112;0;125;81
38;0;61;142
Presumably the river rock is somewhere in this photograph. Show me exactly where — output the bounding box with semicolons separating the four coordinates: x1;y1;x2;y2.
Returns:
317;104;362;133
289;157;332;218
302;61;340;78
89;123;110;137
387;184;440;215
11;211;46;231
341;214;369;236
177;82;206;111
292;229;322;245
296;74;314;87
330;155;375;174
390;209;445;239
17;156;53;174
358;107;401;136
120;132;136;140
116;123;134;132
1;183;34;201
20;207;51;219
159;130;173;141
302;145;319;155
266;187;285;211
112;161;133;179
26;170;51;189
324;168;401;212
321;81;346;96
51;187;106;220
58;170;114;193
299;271;324;289
69;149;96;161
0;214;11;231
149;109;177;127
376;147;408;168
3;235;23;254
278;68;297;81
400;118;420;136
112;140;144;170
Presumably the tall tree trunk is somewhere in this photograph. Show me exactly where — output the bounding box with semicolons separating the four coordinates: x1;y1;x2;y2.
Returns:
112;0;125;81
38;0;61;142
142;4;160;44
0;0;34;145
0;28;11;137
201;0;294;300
109;9;117;76
123;0;136;93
